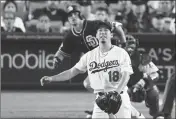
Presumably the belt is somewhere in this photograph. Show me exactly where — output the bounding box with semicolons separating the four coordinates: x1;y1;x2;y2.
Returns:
97;91;123;96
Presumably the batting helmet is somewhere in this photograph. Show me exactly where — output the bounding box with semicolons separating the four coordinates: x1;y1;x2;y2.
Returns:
67;5;82;19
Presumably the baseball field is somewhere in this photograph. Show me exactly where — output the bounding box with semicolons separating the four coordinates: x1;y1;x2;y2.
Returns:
1;90;175;118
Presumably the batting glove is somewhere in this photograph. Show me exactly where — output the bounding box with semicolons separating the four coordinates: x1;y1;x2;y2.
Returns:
40;76;52;86
53;57;62;68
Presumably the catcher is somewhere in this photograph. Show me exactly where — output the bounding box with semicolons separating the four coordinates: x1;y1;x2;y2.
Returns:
126;35;160;119
40;22;133;118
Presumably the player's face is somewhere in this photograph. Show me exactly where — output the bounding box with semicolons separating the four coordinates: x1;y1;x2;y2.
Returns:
95;11;107;21
68;12;80;26
96;27;112;44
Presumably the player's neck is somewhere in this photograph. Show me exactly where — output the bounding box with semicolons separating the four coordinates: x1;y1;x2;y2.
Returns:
99;43;113;53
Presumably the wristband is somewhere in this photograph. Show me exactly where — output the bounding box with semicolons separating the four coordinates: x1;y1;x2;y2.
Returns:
54;56;62;64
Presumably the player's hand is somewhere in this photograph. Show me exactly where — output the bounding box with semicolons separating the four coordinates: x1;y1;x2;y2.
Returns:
40;76;52;86
53;57;61;68
133;79;145;92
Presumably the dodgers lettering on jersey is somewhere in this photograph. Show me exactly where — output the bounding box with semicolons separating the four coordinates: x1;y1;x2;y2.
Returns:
89;59;120;73
74;46;133;93
58;20;122;57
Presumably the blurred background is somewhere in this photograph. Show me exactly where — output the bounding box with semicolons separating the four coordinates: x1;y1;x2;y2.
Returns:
1;0;175;34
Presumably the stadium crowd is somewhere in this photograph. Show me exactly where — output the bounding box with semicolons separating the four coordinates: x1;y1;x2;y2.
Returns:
1;0;175;34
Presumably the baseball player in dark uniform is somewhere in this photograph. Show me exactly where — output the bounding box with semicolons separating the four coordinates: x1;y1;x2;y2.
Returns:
53;5;126;66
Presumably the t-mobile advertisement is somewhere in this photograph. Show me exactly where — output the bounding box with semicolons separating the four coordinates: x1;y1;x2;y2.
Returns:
1;50;54;70
1;39;74;88
1;34;175;89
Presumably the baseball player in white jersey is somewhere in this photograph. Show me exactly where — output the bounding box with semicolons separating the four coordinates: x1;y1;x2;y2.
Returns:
40;21;133;118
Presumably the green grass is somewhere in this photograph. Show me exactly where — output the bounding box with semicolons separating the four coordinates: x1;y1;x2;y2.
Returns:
1;90;175;118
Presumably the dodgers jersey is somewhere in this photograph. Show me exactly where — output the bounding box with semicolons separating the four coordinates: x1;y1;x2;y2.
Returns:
75;46;133;93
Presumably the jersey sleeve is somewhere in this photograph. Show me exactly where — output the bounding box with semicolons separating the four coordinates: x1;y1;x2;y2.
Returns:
120;49;133;75
74;52;88;73
58;32;76;57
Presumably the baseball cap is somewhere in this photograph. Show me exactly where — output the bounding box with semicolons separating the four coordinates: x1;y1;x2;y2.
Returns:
97;21;112;31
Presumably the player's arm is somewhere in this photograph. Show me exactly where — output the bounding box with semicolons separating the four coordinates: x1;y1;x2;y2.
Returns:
41;52;88;86
112;22;126;48
41;67;83;84
116;71;131;94
116;50;133;94
53;43;69;65
53;32;75;67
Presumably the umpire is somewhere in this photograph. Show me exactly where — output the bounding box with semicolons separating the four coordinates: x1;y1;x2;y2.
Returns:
156;52;175;119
